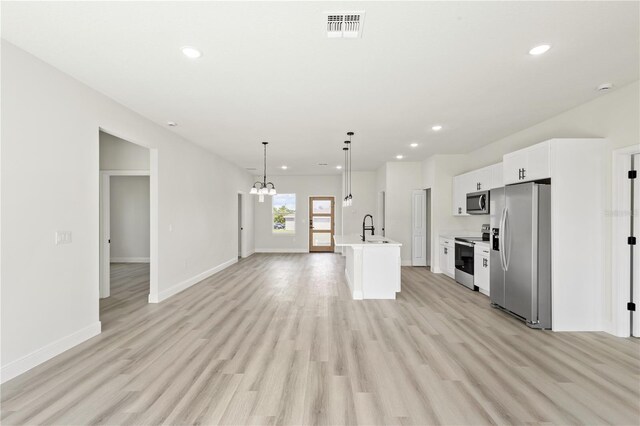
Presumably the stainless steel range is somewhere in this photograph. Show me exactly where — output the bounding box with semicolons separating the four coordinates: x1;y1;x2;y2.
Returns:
454;225;490;290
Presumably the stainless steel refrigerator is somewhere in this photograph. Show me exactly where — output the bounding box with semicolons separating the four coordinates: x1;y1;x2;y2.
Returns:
489;182;552;329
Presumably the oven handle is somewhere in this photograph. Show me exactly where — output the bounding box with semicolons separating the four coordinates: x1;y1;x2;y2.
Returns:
455;241;474;247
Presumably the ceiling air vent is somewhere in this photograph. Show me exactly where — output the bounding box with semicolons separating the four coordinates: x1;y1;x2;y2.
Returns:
326;11;365;38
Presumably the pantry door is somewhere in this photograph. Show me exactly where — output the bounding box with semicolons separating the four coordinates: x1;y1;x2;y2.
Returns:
309;197;335;253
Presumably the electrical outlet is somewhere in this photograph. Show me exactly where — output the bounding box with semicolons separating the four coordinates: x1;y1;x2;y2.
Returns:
55;231;72;245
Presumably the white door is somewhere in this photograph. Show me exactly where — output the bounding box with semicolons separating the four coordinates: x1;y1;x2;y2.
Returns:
412;190;427;266
633;154;640;337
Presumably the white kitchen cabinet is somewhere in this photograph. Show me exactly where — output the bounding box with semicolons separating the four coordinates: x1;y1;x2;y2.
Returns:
474;244;490;296
452;174;471;216
439;237;455;278
469;167;492;192
489;163;503;189
503;140;551;185
452;163;503;215
501;138;606;331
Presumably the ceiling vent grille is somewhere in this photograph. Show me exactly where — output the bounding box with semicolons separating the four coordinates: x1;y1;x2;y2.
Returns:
326;11;365;38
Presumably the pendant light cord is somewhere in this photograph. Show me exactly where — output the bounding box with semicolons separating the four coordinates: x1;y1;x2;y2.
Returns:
263;142;267;185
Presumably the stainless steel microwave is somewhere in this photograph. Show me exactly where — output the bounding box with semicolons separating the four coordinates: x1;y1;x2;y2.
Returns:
466;190;489;215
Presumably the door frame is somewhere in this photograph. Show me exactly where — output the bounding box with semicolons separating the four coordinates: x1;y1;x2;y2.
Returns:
98;126;159;304
308;196;335;253
611;144;640;337
237;191;246;258
100;170;151;299
411;189;427;266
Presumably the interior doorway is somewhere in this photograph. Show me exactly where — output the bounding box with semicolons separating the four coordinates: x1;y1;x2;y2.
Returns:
99;129;158;315
411;189;427;266
309;196;335;252
612;145;640;337
632;154;639;337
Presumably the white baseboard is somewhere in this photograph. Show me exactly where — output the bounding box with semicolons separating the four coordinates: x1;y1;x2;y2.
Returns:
0;321;101;384
152;257;238;303
110;257;150;263
255;248;309;253
401;260;413;266
241;249;255;258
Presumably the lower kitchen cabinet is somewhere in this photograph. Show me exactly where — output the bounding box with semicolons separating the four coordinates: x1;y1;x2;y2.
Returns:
474;244;490;295
439;237;455;278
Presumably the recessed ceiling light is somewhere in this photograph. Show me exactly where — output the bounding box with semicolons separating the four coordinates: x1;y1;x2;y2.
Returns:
167;121;177;127
336;165;343;169
181;46;202;59
281;165;288;170
396;155;404;160
432;125;442;131
529;44;551;55
597;82;614;92
410;143;419;148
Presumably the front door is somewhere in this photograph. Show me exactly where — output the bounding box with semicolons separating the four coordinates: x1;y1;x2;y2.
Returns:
309;197;335;252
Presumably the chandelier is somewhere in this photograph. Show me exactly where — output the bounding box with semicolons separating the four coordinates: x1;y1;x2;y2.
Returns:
250;141;276;203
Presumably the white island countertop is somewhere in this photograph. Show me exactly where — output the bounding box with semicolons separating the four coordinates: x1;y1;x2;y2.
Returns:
334;234;402;247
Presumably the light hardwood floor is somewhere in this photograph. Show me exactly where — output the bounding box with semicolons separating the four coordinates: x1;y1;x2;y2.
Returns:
2;254;639;425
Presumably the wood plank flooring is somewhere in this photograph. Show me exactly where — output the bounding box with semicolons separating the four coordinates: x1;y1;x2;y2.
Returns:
2;254;639;425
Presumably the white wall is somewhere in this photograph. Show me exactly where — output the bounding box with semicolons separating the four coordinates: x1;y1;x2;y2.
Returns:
421;154;486;271
342;171;378;237
110;176;150;261
100;132;149;170
383;162;423;264
254;175;341;252
1;41;255;382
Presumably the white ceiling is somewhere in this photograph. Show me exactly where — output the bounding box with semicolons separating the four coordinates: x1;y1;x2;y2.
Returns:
2;1;638;174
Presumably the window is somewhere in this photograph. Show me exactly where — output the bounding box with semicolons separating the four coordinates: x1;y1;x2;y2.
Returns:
272;194;296;234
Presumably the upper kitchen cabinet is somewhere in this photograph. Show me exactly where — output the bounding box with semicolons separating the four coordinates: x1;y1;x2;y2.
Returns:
469;166;492;192
503;140;551;185
452;173;472;216
452;162;503;216
489;163;503;189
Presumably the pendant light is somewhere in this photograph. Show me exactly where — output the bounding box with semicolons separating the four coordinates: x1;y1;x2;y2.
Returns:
343;131;354;207
250;142;276;203
342;146;349;207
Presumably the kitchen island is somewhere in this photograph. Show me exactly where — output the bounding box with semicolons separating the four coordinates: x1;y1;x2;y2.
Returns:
334;235;402;300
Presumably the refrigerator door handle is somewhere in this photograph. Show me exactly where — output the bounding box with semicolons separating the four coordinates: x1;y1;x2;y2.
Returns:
503;207;511;271
499;207;507;271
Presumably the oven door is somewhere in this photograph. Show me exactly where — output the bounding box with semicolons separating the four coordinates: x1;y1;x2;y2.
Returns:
455;241;475;275
455;241;476;289
466;191;489;215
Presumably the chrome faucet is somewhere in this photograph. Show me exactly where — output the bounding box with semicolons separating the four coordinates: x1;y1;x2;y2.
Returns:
362;214;375;241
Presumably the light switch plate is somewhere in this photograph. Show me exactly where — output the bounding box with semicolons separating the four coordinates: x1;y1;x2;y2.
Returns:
55;231;72;245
